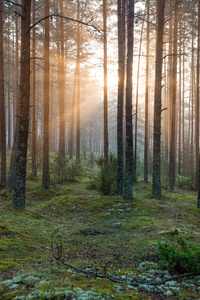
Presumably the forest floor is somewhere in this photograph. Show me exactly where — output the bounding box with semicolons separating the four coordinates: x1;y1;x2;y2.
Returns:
0;161;200;299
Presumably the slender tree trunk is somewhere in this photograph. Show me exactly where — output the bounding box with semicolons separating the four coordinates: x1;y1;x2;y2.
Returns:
32;0;37;176
169;0;178;191
13;0;31;208
197;0;200;189
76;0;81;162
58;0;65;158
134;15;145;182
103;0;108;171
117;0;125;194
0;0;6;185
178;10;181;175
69;65;77;159
124;0;134;200
7;26;11;149
144;0;149;182
152;0;165;196
42;0;50;190
197;0;200;206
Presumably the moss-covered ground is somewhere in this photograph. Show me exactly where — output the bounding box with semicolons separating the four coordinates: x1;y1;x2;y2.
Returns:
0;158;200;299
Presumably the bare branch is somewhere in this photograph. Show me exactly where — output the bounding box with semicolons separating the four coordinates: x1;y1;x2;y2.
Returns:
29;13;102;35
5;0;21;7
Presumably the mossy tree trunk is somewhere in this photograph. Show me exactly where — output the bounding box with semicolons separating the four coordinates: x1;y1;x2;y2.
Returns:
152;0;165;197
13;0;31;208
124;0;134;200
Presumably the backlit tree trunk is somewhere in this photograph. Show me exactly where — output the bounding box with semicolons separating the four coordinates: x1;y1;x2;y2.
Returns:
117;0;125;194
144;0;150;182
124;0;134;200
42;0;50;190
0;0;6;185
103;0;108;171
32;0;37;176
169;0;178;191
152;0;165;196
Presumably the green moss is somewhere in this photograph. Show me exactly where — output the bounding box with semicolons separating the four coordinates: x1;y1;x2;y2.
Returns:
0;189;12;198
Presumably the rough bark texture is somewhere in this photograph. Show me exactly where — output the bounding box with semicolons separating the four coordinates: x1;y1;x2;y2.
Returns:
117;0;125;194
42;0;50;190
32;0;37;176
124;0;134;200
144;0;149;182
152;0;165;197
169;0;178;191
0;0;6;185
103;0;108;171
13;0;31;208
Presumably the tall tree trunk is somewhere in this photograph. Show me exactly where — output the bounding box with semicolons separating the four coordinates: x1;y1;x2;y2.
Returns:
69;64;77;159
197;0;200;207
0;0;6;185
32;0;37;176
144;0;150;182
169;0;178;191
7;26;11;149
58;0;65;158
42;0;50;190
134;15;145;182
197;0;200;189
178;9;181;175
124;0;134;200
152;0;165;196
13;0;31;208
76;0;81;162
103;0;108;171
117;0;125;194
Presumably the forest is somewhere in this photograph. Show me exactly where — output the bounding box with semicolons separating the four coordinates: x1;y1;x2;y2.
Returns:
1;0;200;299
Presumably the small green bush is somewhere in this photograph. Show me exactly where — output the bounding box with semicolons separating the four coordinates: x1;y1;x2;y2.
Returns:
176;175;195;190
52;153;82;183
158;237;200;273
88;153;117;195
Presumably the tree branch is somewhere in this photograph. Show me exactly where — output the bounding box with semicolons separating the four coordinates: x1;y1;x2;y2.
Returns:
5;0;21;7
29;13;102;35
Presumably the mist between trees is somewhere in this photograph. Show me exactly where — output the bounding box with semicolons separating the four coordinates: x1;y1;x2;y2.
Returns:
0;0;200;207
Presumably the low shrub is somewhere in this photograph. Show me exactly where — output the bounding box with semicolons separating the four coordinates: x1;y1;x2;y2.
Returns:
52;153;82;183
158;236;200;273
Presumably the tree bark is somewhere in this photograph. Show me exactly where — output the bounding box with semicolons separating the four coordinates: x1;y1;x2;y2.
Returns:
13;0;31;208
32;0;37;176
58;0;65;158
144;0;150;183
152;0;165;196
42;0;50;190
117;0;125;194
124;0;134;200
0;0;6;185
169;0;178;191
76;0;81;162
103;0;108;171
